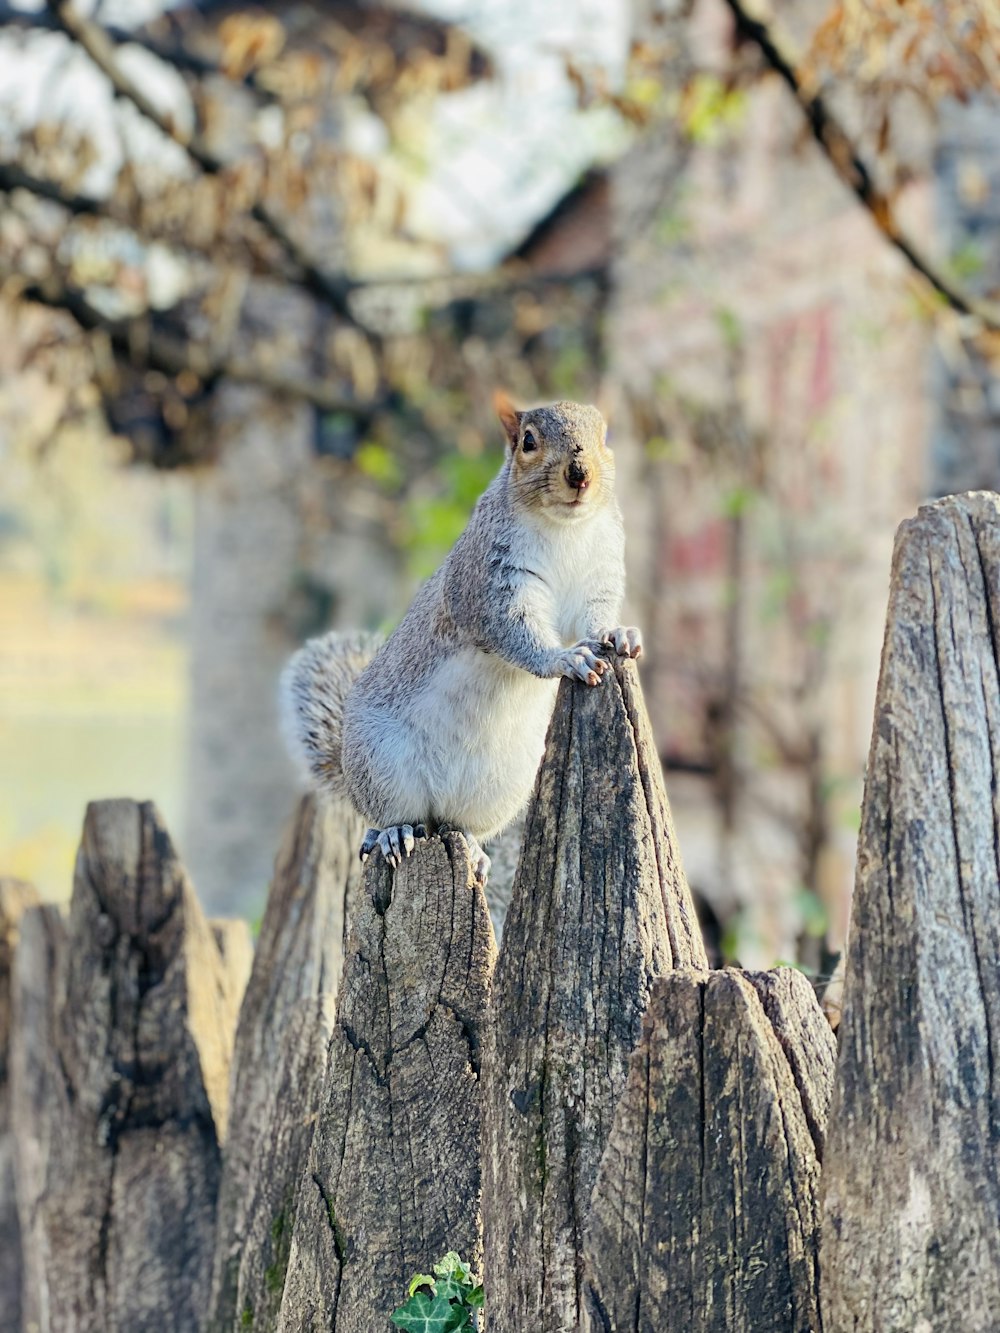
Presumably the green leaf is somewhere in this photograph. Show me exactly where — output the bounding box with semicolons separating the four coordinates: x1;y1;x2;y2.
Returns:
390;1293;469;1332
432;1252;471;1283
433;1276;466;1304
408;1274;437;1298
467;1285;485;1309
355;441;403;490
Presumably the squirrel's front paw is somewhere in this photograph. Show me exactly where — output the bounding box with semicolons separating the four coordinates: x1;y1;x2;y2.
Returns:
598;625;643;659
554;642;610;687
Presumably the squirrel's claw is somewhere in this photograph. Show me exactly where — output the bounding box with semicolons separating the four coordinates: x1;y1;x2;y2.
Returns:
462;833;491;887
556;642;610;687
599;625;643;659
360;827;380;863
360;823;426;868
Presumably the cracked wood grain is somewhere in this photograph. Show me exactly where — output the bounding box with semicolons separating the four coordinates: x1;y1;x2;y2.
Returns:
277;832;495;1332
584;968;835;1332
821;491;1000;1332
9;902;65;1333
208;792;364;1331
0;879;41;1332
231;994;338;1332
28;800;247;1333
481;656;707;1333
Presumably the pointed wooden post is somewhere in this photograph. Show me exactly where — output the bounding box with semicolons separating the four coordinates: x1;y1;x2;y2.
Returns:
584;967;835;1331
208;791;364;1330
821;493;1000;1330
32;800;247;1333
278;832;496;1331
481;657;707;1332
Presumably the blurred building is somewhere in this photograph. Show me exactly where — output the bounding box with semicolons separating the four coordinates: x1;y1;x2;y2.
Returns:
606;0;999;966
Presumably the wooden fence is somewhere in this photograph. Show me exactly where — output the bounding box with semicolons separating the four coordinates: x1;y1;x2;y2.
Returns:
0;490;998;1332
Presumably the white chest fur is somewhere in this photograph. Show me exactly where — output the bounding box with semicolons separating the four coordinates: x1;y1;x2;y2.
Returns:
517;507;621;644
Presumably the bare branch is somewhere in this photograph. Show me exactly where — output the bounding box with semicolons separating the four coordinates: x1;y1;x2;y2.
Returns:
0;160;102;216
0;3;276;92
721;0;1000;331
46;0;367;333
10;265;377;416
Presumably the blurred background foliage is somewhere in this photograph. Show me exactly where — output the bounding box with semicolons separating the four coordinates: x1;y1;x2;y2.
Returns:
1;0;998;974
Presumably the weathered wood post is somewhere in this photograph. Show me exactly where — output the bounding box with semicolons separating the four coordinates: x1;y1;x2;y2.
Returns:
277;832;496;1332
0;879;41;1333
20;800;248;1333
9;901;66;1333
585;967;836;1331
208;791;364;1330
228;993;338;1331
481;656;708;1332
821;492;1000;1330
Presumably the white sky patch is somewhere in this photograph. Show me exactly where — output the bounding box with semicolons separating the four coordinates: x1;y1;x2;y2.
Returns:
0;0;632;270
405;0;632;266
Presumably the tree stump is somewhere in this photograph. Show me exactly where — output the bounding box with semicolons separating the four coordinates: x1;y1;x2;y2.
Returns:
9;902;65;1333
585;968;835;1332
209;792;364;1330
821;492;1000;1331
0;879;41;1333
278;832;495;1332
481;657;707;1332
33;800;247;1333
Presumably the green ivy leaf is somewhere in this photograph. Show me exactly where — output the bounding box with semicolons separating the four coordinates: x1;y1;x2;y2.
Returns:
390;1293;469;1332
408;1274;437;1298
433;1252;471;1284
433;1276;467;1304
467;1285;485;1309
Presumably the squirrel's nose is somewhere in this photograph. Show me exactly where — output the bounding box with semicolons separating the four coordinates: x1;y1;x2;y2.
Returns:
566;460;589;491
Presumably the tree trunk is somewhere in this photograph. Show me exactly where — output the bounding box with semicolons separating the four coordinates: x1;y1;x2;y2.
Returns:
278;832;495;1332
31;800;247;1333
9;902;65;1333
821;492;1000;1331
0;879;41;1333
208;792;364;1330
481;657;707;1333
584;967;835;1332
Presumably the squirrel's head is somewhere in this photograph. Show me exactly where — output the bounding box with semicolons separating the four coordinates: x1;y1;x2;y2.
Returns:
494;391;615;523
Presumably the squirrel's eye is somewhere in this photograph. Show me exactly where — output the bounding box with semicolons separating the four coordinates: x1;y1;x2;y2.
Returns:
521;431;537;453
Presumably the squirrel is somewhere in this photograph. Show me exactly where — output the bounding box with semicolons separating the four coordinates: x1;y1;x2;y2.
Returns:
280;392;642;882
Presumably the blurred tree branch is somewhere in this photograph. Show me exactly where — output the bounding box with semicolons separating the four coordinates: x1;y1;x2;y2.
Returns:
8;263;374;415
722;0;1000;331
0;160;103;217
46;0;368;336
0;1;278;93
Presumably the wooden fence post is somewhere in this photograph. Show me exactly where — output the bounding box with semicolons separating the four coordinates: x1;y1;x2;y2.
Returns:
481;656;707;1332
208;791;364;1330
20;800;248;1333
821;492;1000;1330
9;902;65;1333
0;879;41;1333
229;994;337;1331
585;967;836;1331
277;832;495;1332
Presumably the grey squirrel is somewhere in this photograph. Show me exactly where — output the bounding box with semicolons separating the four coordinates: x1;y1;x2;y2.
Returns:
280;392;641;882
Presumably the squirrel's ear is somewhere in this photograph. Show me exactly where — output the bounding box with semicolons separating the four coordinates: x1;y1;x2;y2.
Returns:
493;390;521;449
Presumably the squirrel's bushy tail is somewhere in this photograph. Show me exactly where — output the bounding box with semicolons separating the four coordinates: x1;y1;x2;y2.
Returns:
279;629;381;794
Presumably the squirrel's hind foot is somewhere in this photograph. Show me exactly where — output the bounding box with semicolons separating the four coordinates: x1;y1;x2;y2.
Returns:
463;834;491;887
436;824;491;886
360;823;427;868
